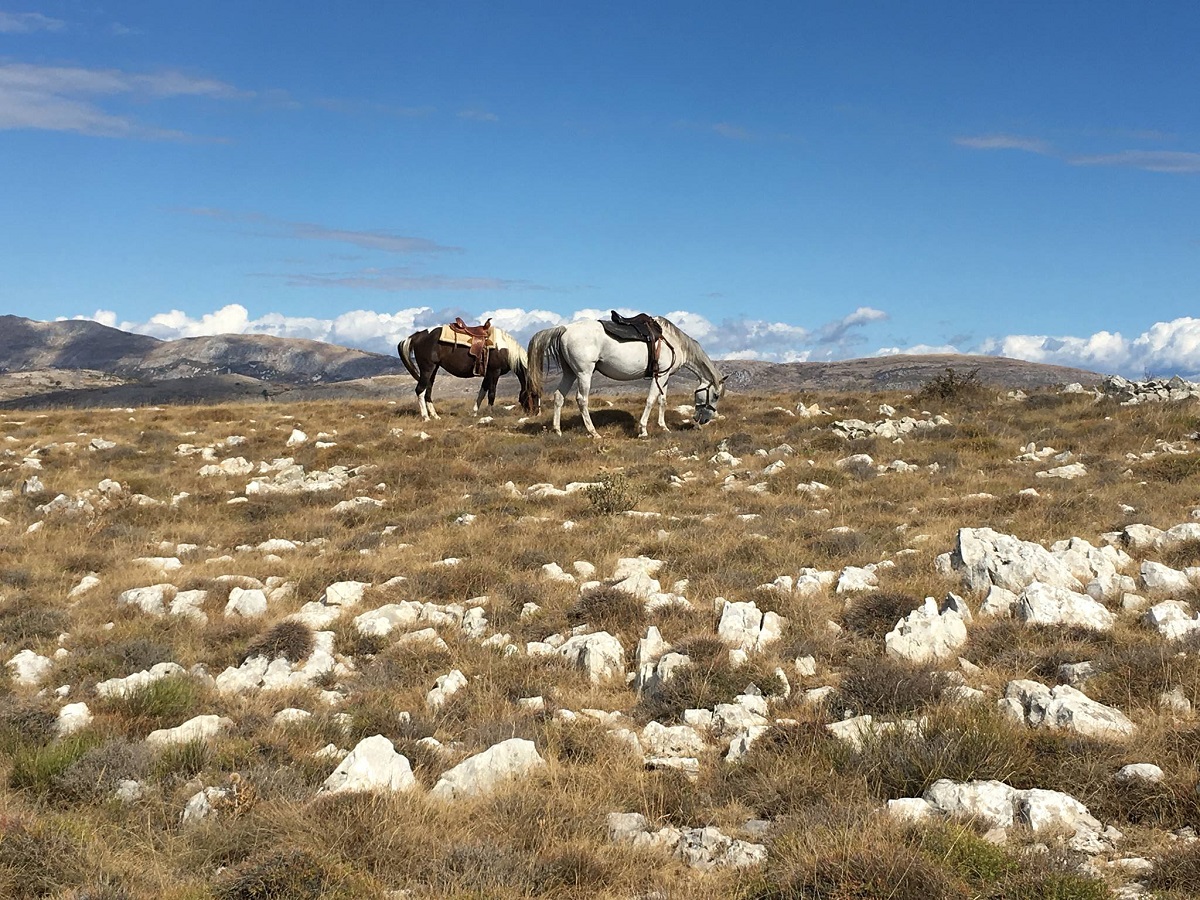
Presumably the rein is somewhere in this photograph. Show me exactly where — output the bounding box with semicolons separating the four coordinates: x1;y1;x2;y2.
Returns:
694;383;718;416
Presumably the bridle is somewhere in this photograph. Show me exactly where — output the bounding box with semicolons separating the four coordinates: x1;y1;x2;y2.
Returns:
694;383;718;419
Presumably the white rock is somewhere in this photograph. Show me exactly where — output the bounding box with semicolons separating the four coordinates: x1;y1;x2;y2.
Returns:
1144;601;1200;641
7;649;54;686
117;584;175;616
56;701;93;736
430;738;546;800
888;797;934;823
224;587;268;618
1141;561;1194;596
181;787;226;826
319;734;417;794
885;595;969;664
924;779;1018;829
1116;763;1165;784
286;428;308;446
145;714;233;749
96;661;187;698
323;581;370;607
556;633;624;681
1036;463;1088;480
1018;788;1102;836
1006;680;1135;739
836;566;878;593
1018;581;1114;631
427;669;468;710
273;707;312;726
946;527;1081;594
68;574;101;598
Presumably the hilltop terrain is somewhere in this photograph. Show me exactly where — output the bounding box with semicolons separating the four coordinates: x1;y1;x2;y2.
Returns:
0;315;1101;409
2;381;1200;897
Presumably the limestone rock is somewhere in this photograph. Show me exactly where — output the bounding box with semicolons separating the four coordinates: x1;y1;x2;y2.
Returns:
1017;581;1114;631
430;737;546;800
319;734;417;795
558;631;625;683
885;595;969;664
145;714;233;749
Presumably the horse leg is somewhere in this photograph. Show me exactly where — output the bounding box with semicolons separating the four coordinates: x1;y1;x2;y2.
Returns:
575;370;599;437
552;372;576;435
414;368;432;421
426;369;441;419
657;385;670;432
638;380;666;438
472;379;487;416
486;373;498;411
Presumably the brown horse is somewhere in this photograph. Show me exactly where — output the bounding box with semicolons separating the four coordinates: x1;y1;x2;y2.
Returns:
398;323;534;420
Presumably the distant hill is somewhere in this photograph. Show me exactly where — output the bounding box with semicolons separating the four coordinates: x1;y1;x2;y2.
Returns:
0;315;1105;409
0;315;406;385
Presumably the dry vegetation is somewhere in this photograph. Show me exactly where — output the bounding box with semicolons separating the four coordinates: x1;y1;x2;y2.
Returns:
1;379;1199;899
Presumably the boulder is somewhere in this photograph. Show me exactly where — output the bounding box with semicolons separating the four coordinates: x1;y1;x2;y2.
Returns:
558;631;625;683
145;714;233;749
319;734;417;795
942;527;1081;594
430;738;546;800
1017;581;1114;631
885;595;969;664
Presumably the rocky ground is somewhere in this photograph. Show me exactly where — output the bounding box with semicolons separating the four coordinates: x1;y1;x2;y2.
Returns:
2;378;1200;898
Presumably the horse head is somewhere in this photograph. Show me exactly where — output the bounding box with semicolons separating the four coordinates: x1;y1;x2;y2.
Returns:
519;385;540;416
693;375;726;426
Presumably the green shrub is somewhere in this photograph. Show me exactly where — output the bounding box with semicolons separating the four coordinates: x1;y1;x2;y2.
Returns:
585;473;640;515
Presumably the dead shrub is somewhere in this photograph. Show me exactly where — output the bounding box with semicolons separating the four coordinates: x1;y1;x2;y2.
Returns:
841;591;920;641
0;816;88;900
746;845;971;900
0;593;69;645
213;848;344;900
567;585;644;633
1141;453;1200;484
1148;842;1200;896
245;620;315;663
835;657;952;716
914;367;987;407
50;737;152;804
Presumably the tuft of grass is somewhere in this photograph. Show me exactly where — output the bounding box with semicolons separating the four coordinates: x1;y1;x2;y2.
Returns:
101;675;208;736
1148;842;1200;897
841;706;1032;800
566;585;644;634
1141;453;1200;484
9;733;103;797
0;816;88;899
0;593;70;645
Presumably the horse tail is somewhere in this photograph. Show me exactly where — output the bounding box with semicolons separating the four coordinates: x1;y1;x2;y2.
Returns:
397;333;422;382
526;326;565;411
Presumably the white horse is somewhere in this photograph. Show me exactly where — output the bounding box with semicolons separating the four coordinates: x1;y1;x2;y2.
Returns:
526;316;726;437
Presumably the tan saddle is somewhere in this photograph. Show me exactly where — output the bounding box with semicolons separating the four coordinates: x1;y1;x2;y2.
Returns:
449;317;493;376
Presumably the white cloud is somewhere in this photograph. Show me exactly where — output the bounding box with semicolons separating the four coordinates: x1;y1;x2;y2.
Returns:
975;317;1200;378
1068;150;1200;174
954;134;1053;154
74;303;886;363
0;62;250;139
457;108;498;122
875;343;963;356
0;11;65;33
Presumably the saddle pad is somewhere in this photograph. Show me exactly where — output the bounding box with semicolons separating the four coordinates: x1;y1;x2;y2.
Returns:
438;324;495;348
600;319;647;343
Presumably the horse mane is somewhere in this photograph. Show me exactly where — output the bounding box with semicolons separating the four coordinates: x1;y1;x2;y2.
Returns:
655;317;722;384
491;326;528;376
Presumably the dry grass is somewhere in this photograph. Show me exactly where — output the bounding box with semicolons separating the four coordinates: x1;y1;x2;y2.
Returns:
0;387;1197;897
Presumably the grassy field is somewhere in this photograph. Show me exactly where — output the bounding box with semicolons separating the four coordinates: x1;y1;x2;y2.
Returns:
2;378;1200;899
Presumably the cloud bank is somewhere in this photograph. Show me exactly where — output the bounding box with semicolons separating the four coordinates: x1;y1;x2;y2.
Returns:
71;305;1200;378
74;304;882;362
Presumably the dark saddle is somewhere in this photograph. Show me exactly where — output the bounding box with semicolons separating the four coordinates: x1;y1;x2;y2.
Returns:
601;311;667;377
449;317;493;376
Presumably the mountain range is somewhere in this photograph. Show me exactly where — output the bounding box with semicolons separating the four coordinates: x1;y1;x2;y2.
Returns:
0;315;1103;408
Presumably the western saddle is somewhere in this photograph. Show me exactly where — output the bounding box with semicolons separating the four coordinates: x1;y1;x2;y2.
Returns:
449;317;494;376
607;311;668;377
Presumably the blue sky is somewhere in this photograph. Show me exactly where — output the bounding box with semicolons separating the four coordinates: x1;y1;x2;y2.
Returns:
2;2;1199;375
